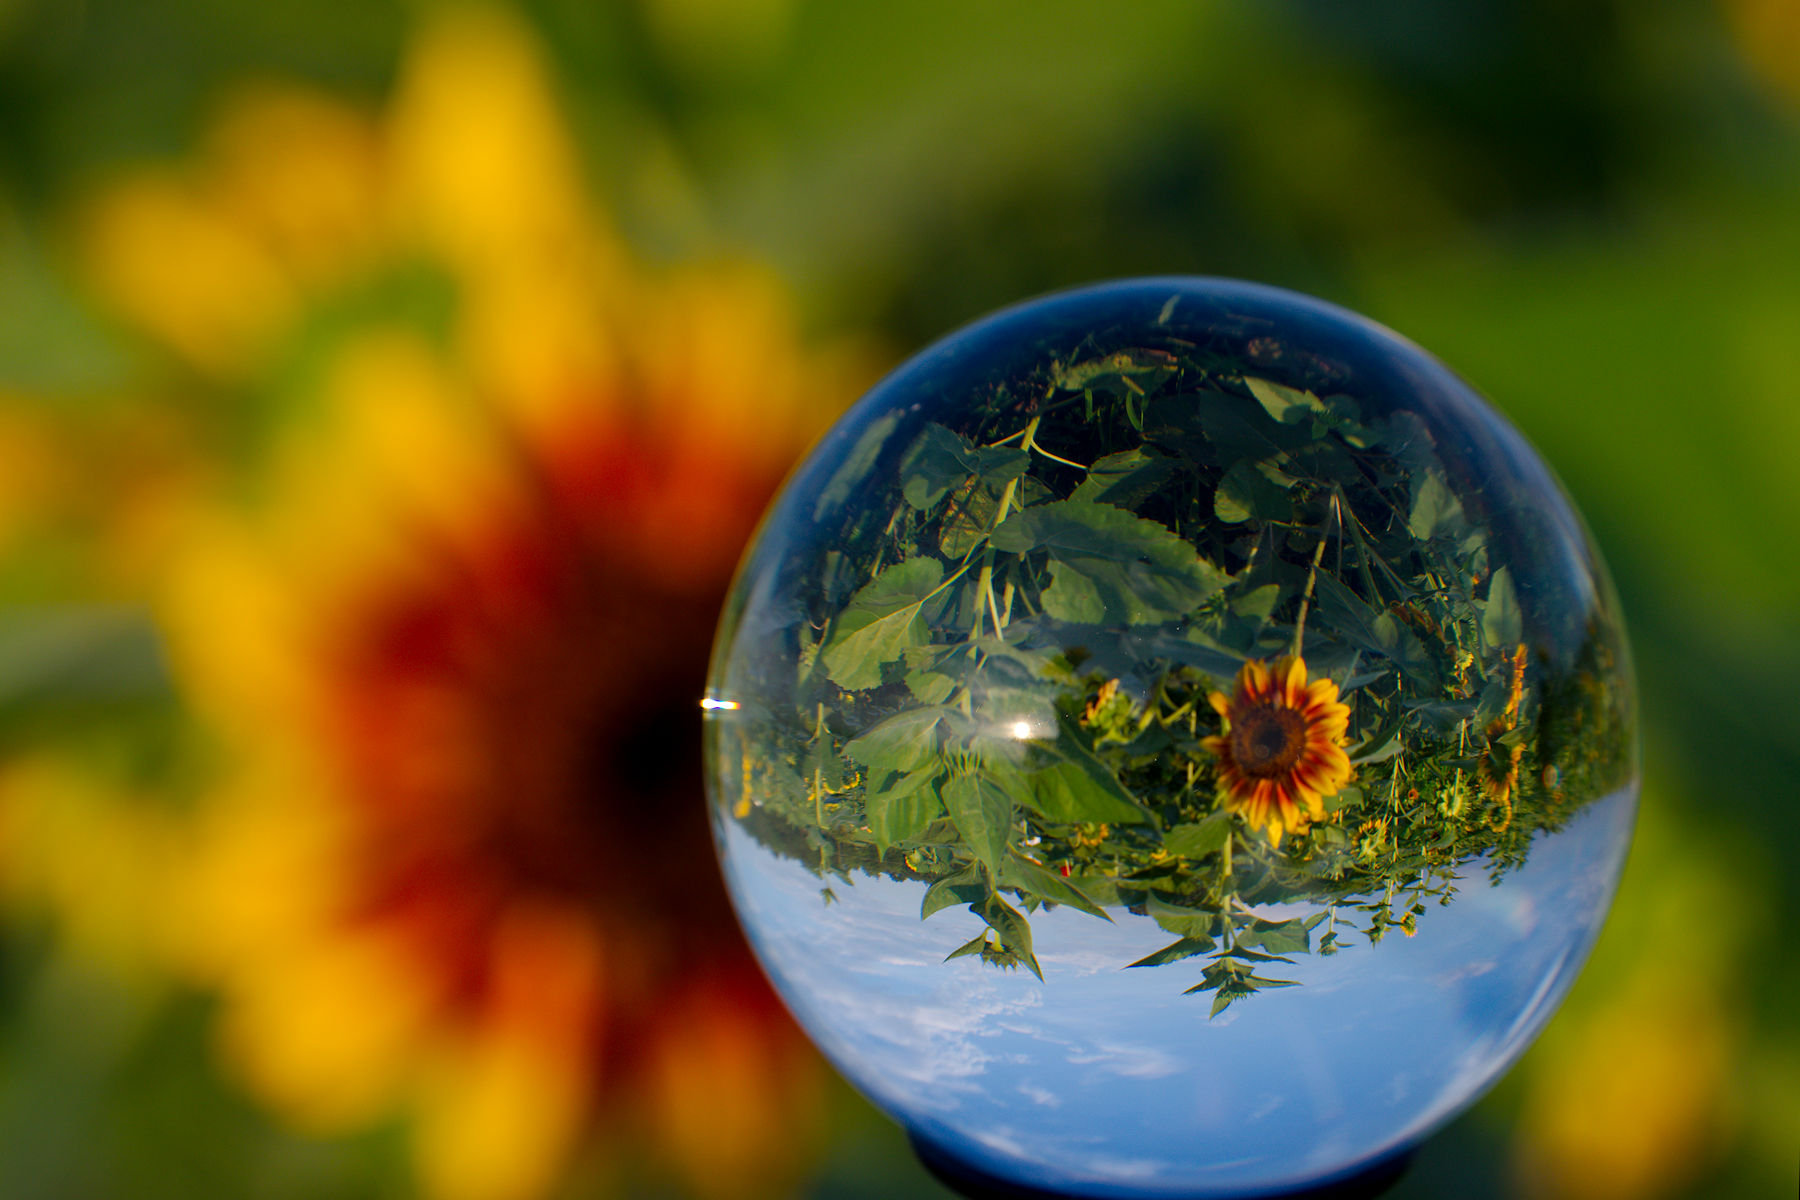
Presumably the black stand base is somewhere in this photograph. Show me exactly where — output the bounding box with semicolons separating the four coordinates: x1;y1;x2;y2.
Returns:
909;1133;1413;1200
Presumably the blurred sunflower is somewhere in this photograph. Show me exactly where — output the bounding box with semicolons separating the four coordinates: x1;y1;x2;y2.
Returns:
1720;0;1800;109
1201;656;1351;846
76;8;875;1200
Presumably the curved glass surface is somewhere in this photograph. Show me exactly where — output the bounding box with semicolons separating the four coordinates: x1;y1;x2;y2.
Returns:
704;278;1636;1198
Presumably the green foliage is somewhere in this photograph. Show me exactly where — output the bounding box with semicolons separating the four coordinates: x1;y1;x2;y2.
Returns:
940;771;1012;875
822;557;947;688
722;298;1628;1017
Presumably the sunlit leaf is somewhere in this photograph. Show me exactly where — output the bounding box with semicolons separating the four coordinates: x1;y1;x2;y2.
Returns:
1070;447;1178;509
1235;914;1322;956
1408;471;1465;540
922;867;987;919
1244;376;1326;423
1146;896;1222;939
976;890;1042;980
1126;934;1217;968
1213;458;1292;524
942;772;1013;874
1482;564;1523;651
822;556;945;688
867;767;943;851
846;707;947;772
945;932;989;961
1000;852;1112;921
1164;810;1232;860
899;422;1031;510
992;499;1194;570
1035;722;1153;824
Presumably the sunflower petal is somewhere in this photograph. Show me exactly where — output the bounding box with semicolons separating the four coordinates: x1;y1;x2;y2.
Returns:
1278;656;1307;707
1241;660;1270;702
1301;788;1326;821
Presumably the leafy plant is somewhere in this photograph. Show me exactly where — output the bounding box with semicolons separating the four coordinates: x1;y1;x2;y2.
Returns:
715;301;1631;1013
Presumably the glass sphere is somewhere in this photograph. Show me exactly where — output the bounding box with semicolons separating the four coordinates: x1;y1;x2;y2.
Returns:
704;278;1636;1198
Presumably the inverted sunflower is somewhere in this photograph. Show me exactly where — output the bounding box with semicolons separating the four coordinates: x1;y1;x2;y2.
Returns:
81;10;874;1200
1201;656;1352;846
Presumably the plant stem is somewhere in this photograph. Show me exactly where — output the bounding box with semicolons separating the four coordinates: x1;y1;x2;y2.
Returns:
1291;519;1332;657
812;702;827;828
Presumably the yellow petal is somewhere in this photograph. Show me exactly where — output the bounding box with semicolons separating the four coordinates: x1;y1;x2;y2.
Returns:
218;928;437;1133
1279;655;1308;706
411;1026;589;1200
644;991;822;1200
205;83;385;288
82;171;293;375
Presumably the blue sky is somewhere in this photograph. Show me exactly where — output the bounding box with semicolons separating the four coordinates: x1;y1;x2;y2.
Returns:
718;788;1636;1198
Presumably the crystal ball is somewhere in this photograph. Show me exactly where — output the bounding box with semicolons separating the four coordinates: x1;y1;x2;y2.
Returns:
704;278;1636;1198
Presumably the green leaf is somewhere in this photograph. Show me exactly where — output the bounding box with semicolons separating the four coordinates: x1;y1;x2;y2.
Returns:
945;932;990;961
1371;613;1441;688
1235;915;1319;956
1315;573;1437;688
1052;348;1178;396
1164;810;1233;860
1408;471;1465;540
976;890;1043;980
905;668;956;704
1408;697;1478;732
938;480;999;559
1312;571;1381;642
802;741;848;792
922;867;987;919
1126;935;1217;968
1039;561;1106;624
1230;583;1283;622
1022;729;1152;826
814;412;897;521
866;768;943;851
1213;459;1292;524
978;448;1033;489
1244;376;1326;423
900;423;976;510
1056;724;1155;821
1173;387;1309;465
992;499;1192;569
898;423;1030;510
1349;714;1403;765
845;708;946;772
1482;565;1523;651
822;557;945;689
1040;560;1182;626
1146;896;1223;939
992;500;1228;625
999;853;1113;922
941;772;1013;874
1069;448;1178;510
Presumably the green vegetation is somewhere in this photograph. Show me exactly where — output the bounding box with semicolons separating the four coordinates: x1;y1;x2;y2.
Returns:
716;298;1632;1012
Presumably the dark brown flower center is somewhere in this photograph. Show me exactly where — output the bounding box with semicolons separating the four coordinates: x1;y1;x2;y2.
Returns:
1230;705;1307;778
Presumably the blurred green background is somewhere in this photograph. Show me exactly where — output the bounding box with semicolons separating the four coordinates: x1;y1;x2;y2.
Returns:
0;1;1796;1198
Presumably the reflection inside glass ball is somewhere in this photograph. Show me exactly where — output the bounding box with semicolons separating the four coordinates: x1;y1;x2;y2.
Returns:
704;278;1636;1198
